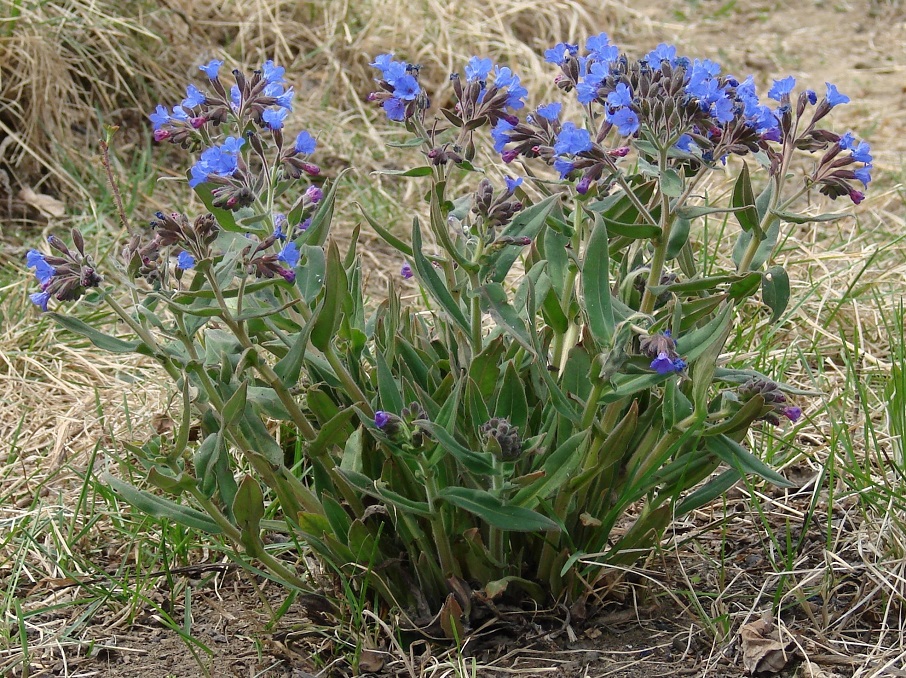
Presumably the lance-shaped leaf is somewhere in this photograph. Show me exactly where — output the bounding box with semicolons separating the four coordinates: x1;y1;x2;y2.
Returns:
481;195;557;282
761;265;790;322
705;434;794;488
103;473;222;533
411;218;472;337
439;487;560;531
48;313;146;354
583;212;615;348
309;241;347;351
294;169;349;247
418;421;495;475
233;475;265;556
732;161;760;235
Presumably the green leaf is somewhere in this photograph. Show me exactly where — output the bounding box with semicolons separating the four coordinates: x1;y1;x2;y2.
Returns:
418;422;495;475
761;265;790;321
674;205;746;219
192;181;241;232
660;168;684;198
339;470;432;517
439;487;560;532
771;210;846;225
356;204;413;257
727;272;763;300
295;170;348;247
221;380;248;426
309;408;357;458
512;431;588;507
732;182;777;270
481;195;557;283
674;468;741;515
666;217;691;260
274;320;315;388
309;242;347;351
494;362;528;431
479;283;536;356
378;166;434;177
583;212;615;348
411;218;472;337
146;467;197;496
705;435;794;488
48;313;144;354
103;473;222;533
376;350;404;414
232;475;265;555
731;161;759;234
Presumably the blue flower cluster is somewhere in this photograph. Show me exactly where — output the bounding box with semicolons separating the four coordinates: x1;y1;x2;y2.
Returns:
369;54;423;121
188;136;244;188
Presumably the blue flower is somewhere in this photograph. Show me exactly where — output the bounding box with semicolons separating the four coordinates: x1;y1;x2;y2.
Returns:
182;84;206;109
295;130;317;154
374;410;390;429
854;165;872;187
465;56;493;82
275;87;294;110
504;176;523;193
650;352;675;374
768;76;796;101
606;83;633;108
176;251;196;270
380;61;407;85
672;357;687;372
536;102;561;120
401;262;413;279
825;82;849;107
170;106;189;122
838;131;856;150
675;134;697;153
553;158;575;178
149;105;170;130
200;59;223;79
576;81;600;105
30;291;51;312
261;60;285;84
392;74;420;100
644;43;678;67
221;136;245;154
851;141;872;164
494;67;527;109
553;122;592;155
274;214;287;241
278;242;300;268
491;119;514;153
27;249;55;285
370;53;395;73
382;97;406;121
710;95;735;124
609;107;640;136
544;42;578;65
585;32;619;63
230;85;242;109
262;108;288;130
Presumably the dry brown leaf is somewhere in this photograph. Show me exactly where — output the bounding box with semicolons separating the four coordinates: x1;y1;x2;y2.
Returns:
797;661;844;678
739;616;798;675
19;186;65;217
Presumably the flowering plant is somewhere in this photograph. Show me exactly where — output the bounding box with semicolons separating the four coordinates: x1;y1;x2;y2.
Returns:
28;37;868;633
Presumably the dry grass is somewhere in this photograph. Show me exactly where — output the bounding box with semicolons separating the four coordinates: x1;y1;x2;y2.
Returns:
1;0;906;675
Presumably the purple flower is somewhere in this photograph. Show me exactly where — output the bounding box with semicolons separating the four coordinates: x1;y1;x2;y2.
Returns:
491;119;514;153
262;108;288;130
200;60;223;79
536;102;561;120
30;291;51;312
554;122;592;155
504;176;523;194
182;84;206;109
295;130;317;154
401;262;413;279
783;406;802;423
374;410;390;429
299;217;312;231
176;251;196;270
27;249;55;285
305;185;323;203
261;60;285;84
544;42;578;65
149;105;170;130
768;76;796;101
392;74;420;100
825;82;849;107
382;97;406;121
672;357;687;372
651;352;676;374
278;242;300;268
609;107;640;136
849;189;865;205
465;56;493;82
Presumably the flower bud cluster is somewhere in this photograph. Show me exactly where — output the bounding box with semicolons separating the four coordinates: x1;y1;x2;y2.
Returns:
472;177;524;236
738;378;802;425
640;330;686;375
374;402;430;450
479;417;523;462
26;230;102;311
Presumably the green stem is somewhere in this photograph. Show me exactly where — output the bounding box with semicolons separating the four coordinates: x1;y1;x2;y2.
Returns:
422;471;459;578
639;147;675;316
